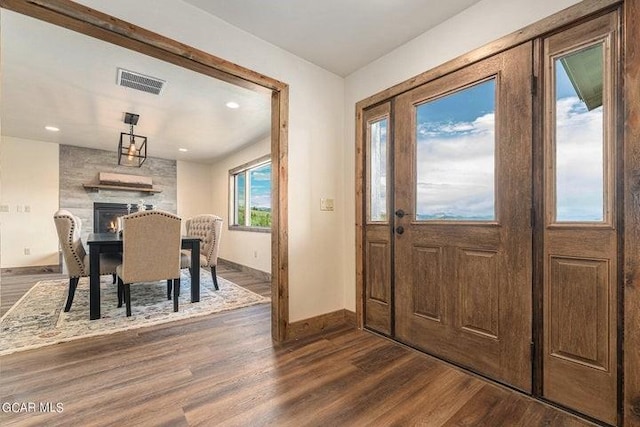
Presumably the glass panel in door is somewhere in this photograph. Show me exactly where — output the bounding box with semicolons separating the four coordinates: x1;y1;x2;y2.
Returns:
415;79;496;221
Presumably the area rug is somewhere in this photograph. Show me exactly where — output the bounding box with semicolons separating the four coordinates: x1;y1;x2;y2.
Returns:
0;271;269;356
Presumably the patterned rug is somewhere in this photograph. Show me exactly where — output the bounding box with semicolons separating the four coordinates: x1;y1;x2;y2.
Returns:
0;271;270;356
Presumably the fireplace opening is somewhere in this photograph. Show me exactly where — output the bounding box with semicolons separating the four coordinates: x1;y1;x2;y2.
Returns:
93;202;153;233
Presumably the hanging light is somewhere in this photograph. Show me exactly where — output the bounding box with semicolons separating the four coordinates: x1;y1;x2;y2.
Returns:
118;112;147;167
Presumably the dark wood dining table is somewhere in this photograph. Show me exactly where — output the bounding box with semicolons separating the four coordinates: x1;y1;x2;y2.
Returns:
87;233;201;320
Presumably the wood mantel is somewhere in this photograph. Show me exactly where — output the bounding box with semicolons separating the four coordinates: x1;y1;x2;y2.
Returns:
82;183;162;194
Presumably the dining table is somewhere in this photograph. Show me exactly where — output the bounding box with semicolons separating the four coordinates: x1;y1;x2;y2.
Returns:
87;233;201;320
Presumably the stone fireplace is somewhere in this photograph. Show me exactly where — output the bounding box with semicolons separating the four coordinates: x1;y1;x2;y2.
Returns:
59;145;177;242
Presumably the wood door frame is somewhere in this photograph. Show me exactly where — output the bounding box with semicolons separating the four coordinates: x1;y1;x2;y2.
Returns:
356;0;640;424
0;0;290;342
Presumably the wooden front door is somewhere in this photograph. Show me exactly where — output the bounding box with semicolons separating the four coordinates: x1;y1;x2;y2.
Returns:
392;42;533;391
361;10;621;424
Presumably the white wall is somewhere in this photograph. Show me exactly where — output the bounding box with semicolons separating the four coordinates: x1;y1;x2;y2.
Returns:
210;137;271;273
177;160;214;234
74;0;347;321
0;137;59;268
341;0;583;310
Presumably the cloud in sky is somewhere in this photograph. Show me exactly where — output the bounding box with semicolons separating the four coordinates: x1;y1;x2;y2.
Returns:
416;112;495;219
555;96;604;221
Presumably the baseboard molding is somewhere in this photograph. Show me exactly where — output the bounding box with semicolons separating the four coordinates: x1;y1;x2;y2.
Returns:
1;264;61;276
286;309;357;341
218;258;271;282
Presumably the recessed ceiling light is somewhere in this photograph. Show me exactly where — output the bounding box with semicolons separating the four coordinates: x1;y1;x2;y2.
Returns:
226;101;240;109
45;126;60;132
178;148;188;152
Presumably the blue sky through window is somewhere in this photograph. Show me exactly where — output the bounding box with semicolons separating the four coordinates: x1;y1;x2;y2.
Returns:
250;163;271;209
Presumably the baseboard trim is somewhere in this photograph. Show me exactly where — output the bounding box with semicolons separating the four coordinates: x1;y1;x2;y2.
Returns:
286;309;357;341
218;258;271;282
1;264;61;276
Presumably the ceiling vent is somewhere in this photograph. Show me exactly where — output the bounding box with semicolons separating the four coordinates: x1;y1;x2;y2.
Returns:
117;68;165;95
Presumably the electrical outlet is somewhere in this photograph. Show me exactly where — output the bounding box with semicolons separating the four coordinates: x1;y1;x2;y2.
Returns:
24;248;30;255
254;250;258;258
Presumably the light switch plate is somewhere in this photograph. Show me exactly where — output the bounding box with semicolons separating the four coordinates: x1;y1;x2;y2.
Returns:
0;204;9;213
320;198;334;211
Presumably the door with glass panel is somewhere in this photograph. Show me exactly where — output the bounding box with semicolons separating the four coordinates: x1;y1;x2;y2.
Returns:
542;12;619;425
363;102;393;335
393;42;533;391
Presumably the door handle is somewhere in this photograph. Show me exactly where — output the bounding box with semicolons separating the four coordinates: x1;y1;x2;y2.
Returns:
395;209;408;218
395;225;405;235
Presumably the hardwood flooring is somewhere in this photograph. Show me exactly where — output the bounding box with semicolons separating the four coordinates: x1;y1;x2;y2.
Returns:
0;268;593;426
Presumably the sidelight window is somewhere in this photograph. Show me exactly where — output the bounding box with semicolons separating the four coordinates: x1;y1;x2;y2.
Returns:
553;43;605;222
368;117;389;222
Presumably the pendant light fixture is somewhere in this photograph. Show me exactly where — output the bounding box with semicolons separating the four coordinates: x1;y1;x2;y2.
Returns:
118;112;147;167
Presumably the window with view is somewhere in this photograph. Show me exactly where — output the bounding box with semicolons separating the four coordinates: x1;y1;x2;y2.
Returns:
230;155;272;230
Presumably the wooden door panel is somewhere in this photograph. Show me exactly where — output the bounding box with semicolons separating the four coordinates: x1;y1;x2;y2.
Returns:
365;233;392;334
394;42;533;391
411;245;443;321
366;240;390;304
548;256;609;369
457;248;499;339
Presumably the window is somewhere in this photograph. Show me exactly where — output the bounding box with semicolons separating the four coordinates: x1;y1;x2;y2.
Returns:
415;78;496;221
554;43;605;222
229;155;271;231
368;116;389;222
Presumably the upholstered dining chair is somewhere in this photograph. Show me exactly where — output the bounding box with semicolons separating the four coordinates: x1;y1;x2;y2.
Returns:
180;214;223;290
116;210;182;316
53;209;121;312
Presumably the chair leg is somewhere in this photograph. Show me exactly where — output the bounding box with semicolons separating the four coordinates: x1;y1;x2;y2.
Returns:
125;284;132;317
112;273;116;284
167;279;172;300
64;277;80;312
211;266;219;290
173;278;179;312
117;277;124;308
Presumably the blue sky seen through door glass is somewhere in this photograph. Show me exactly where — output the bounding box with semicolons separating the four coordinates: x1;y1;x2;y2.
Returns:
554;45;604;222
415;79;496;220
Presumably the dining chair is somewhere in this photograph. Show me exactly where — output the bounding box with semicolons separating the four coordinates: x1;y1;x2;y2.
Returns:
179;214;223;290
53;209;120;312
116;210;182;316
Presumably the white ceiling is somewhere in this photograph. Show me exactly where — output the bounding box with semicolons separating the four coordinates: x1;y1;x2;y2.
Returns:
182;0;483;76
0;10;272;164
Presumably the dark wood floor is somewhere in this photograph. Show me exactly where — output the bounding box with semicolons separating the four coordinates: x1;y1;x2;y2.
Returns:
0;268;593;426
